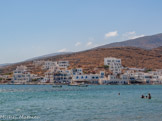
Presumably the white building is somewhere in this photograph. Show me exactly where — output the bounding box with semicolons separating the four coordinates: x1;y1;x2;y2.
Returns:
33;60;45;67
72;74;100;84
99;74;129;85
104;57;122;74
100;71;105;78
42;61;58;69
42;63;71;83
42;71;54;83
72;68;83;75
53;69;71;84
12;65;31;84
57;61;69;68
72;71;105;84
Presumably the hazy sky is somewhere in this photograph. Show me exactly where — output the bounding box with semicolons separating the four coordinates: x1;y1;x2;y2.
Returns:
0;0;162;64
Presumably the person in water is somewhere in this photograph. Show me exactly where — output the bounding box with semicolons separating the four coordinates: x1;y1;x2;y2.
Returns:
118;93;120;95
141;95;144;98
148;93;151;99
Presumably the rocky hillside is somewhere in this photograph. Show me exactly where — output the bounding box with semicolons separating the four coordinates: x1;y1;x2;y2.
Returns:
97;33;162;49
1;47;162;75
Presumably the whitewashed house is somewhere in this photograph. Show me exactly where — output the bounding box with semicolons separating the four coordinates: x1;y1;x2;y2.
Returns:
72;71;105;84
42;63;71;83
72;68;83;75
33;60;44;67
57;61;69;68
42;61;58;69
100;71;105;78
53;69;71;84
104;57;122;74
12;65;31;84
99;74;129;85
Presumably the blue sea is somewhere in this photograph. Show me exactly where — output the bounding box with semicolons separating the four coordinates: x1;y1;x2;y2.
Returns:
0;85;162;121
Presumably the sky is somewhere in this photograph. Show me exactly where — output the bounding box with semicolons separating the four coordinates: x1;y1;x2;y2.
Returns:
0;0;162;64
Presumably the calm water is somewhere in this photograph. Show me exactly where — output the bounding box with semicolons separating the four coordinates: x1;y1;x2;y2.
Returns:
0;85;162;121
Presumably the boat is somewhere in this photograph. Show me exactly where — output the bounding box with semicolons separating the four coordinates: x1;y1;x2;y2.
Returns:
68;80;88;87
68;83;88;87
68;83;78;86
52;85;62;88
78;84;88;87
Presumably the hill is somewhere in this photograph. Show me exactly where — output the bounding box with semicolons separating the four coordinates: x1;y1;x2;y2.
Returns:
26;52;73;61
97;33;162;49
1;47;162;75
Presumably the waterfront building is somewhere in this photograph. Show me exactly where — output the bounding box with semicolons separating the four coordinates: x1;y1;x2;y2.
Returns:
72;68;83;75
100;71;105;78
42;63;71;83
104;57;122;74
124;71;162;84
53;70;71;84
72;74;100;84
99;74;129;85
0;75;12;83
42;71;54;83
12;65;31;84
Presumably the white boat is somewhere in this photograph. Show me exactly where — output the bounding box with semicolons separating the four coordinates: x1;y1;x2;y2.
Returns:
68;83;88;87
68;83;78;86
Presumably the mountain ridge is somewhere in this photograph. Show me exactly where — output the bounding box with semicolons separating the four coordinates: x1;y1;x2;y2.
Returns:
97;33;162;49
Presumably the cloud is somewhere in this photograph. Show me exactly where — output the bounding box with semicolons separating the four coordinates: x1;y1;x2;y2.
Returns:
130;34;145;39
105;31;118;38
75;42;81;47
123;31;145;39
86;42;93;46
57;48;67;52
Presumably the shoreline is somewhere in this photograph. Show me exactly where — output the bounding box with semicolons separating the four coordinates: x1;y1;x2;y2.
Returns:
0;83;162;85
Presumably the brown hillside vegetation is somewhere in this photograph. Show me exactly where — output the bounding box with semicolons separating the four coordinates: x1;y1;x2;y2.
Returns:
1;47;162;75
47;47;162;70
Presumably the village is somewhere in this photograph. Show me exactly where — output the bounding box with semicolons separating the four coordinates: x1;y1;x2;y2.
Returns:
0;57;162;85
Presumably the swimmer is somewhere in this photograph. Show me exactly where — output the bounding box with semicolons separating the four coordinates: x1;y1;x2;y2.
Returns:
141;95;144;99
148;93;151;99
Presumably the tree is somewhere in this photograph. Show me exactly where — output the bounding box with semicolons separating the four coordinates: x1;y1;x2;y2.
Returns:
104;65;109;70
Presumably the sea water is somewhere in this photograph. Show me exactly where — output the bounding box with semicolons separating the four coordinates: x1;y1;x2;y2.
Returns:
0;85;162;121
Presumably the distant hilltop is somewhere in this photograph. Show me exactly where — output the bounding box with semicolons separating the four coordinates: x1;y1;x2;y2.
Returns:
96;33;162;49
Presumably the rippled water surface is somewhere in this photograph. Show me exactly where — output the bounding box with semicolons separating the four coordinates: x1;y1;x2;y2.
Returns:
0;85;162;121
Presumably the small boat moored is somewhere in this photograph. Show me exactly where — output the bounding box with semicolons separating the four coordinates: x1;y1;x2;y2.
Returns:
52;85;62;88
78;84;88;87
